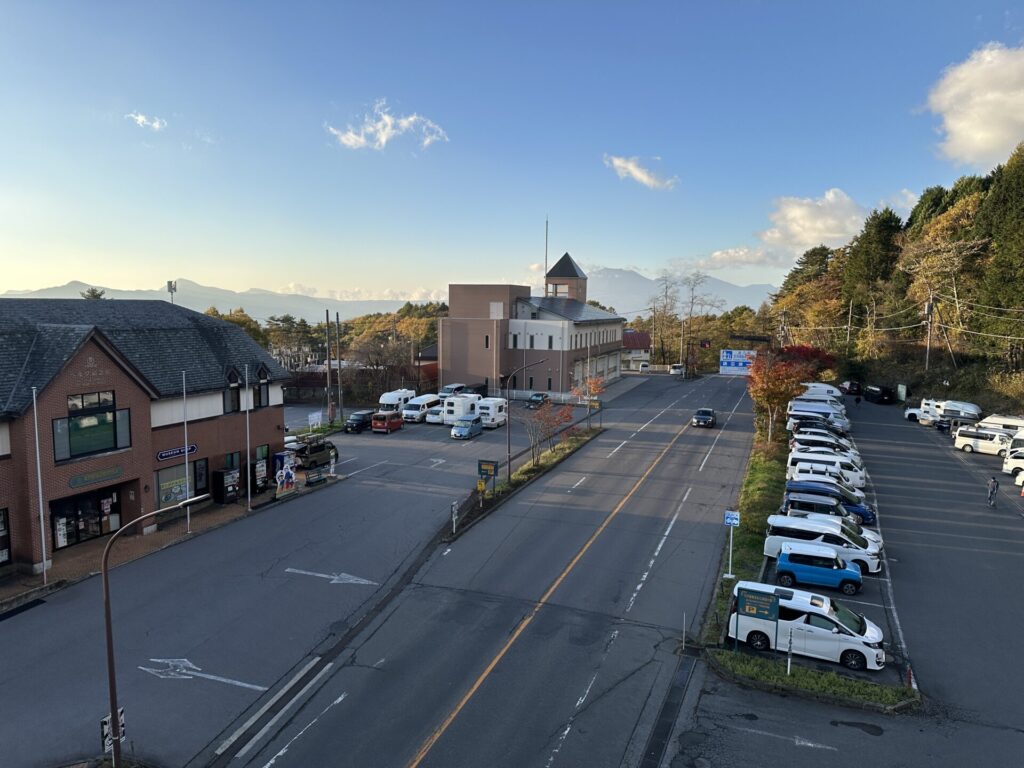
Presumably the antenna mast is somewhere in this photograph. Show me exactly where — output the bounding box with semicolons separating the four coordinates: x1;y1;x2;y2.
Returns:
544;216;549;296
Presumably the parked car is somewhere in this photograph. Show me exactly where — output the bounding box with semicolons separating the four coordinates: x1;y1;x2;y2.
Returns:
691;407;717;428
787;465;867;502
784;482;877;525
451;415;483;440
863;384;896;404
371;411;404;434
438;382;467;400
344;410;374;434
955;428;1011;457
526;392;550;409
638;362;651;372
669;364;684;375
764;514;881;575
424;406;445;425
292;436;337;470
776;542;862;595
726;581;885;671
839;380;862;395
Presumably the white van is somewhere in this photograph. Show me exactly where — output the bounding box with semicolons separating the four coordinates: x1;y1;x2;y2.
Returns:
977;414;1024;433
787;402;852;431
438;382;468;400
378;388;416;413
763;515;881;574
792;393;847;414
790;433;861;462
955;428;1011;457
443;394;483;425
788;464;867;501
787;455;865;488
802;383;843;398
477;397;508;428
791;444;864;469
924;399;982;420
402;394;442;423
726;581;886;671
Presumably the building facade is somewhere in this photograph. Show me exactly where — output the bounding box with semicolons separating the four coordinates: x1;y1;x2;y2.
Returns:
437;254;625;397
621;329;652;371
0;300;289;576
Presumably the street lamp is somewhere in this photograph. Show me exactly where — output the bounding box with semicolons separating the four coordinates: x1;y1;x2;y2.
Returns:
504;358;547;483
102;493;210;766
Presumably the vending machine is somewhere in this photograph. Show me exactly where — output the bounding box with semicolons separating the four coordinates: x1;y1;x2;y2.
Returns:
211;468;241;504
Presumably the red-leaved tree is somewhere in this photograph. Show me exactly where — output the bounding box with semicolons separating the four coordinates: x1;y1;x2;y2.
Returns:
747;353;815;443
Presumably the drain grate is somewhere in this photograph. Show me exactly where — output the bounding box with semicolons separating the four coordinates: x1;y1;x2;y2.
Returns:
639;655;697;768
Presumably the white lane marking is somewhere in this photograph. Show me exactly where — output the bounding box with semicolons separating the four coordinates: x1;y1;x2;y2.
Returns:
697;391;748;472
442;547;452;556
636;398;682;433
428;458;446;469
285;568;378;586
568;476;586;492
731;725;838;751
138;659;268;692
215;657;321;756
373;658;386;668
239;663;336;758
335;457;357;466
836;598;885;609
259;690;348;768
545;489;690;768
346;460;388;476
606;440;628;459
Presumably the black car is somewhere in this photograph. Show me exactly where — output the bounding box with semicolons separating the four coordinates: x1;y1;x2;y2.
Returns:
526;393;550;409
344;409;375;433
293;436;337;469
863;384;895;404
691;407;717;428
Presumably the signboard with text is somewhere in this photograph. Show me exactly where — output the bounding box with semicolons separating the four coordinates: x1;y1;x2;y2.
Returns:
737;588;779;621
719;349;757;376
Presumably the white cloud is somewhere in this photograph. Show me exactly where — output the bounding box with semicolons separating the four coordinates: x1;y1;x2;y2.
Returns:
759;188;866;253
279;282;319;296
326;99;448;151
603;154;677;190
308;285;448;302
695;247;789;270
527;262;544;273
880;188;919;215
125;112;167;131
928;42;1024;167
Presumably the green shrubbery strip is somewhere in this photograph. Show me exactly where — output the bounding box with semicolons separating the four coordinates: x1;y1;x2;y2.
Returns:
708;648;917;709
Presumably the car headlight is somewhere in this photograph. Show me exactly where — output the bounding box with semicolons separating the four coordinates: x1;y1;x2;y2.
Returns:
863;640;883;649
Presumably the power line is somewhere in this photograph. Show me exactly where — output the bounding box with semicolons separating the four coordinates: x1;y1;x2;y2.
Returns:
934;323;1024;341
933;291;1024;313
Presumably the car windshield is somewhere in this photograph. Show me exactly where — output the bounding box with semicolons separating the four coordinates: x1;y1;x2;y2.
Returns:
696;409;713;417
454;420;471;428
840;520;866;538
843;529;869;548
829;600;867;636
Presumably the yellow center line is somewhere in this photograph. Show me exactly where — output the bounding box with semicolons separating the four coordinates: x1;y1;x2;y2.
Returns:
406;423;691;768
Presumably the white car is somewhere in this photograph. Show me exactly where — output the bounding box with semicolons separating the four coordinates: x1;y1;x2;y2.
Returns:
791;445;864;469
669;364;684;375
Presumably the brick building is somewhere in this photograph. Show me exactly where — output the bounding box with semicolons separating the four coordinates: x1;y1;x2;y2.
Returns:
0;300;289;576
438;254;625;396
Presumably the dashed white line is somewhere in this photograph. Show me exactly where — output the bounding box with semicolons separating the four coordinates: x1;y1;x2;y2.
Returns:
606;440;628;459
568;476;586;492
698;391;747;472
259;691;348;768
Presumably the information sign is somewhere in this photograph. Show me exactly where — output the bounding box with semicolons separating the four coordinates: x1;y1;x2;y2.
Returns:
478;459;499;479
737;588;779;621
723;510;740;527
719;349;757;376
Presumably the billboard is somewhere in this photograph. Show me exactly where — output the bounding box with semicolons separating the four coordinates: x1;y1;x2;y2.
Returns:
719;349;757;376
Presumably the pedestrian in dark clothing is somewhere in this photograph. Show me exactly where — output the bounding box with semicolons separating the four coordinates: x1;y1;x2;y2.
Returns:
987;476;1000;507
854;396;861;408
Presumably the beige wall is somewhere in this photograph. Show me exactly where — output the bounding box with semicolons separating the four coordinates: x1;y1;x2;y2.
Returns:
449;285;530;319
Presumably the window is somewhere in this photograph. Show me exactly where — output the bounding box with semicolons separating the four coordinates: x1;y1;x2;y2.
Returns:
511;333;519;349
252;379;270;409
778;606;805;622
194;458;209;493
225;451;241;470
529;335;535;349
548;335;553;350
806;614;837;631
484;334;490;349
52;391;130;461
224;371;241;413
547;377;552;391
528;376;534;390
0;508;9;564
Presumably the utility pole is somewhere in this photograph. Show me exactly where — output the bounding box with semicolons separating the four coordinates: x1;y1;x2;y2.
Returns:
325;310;332;422
544;217;549;294
924;295;934;372
845;300;853;350
335;312;344;423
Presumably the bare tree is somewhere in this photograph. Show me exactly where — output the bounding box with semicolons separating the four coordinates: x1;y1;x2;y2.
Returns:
678;271;724;375
649;270;679;365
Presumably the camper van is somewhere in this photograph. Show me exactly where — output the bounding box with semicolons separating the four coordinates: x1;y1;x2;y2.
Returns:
378;389;416;413
801;383;843;398
402;394;442;423
477;397;508;428
443;394;482;425
921;398;982;421
977;414;1024;433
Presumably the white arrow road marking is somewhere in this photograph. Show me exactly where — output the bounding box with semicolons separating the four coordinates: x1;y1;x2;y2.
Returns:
428;458;446;469
732;725;838;751
138;659;268;691
285;568;378;585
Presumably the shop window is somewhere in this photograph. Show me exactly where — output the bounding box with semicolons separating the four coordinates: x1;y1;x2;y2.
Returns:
50;491;121;550
0;508;9;564
256;444;270;461
194;458;209;493
53;390;130;461
225;451;241;470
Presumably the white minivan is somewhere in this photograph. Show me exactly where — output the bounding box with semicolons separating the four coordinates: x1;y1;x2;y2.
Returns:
726;581;886;671
977;414;1024;433
787;455;865;488
764;515;882;574
954;428;1011;457
787;403;852;431
402;394;442;423
792;393;847;414
802;382;844;398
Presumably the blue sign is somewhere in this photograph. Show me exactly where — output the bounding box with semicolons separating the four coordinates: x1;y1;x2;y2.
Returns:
156;444;198;462
724;510;740;527
719;349;757;376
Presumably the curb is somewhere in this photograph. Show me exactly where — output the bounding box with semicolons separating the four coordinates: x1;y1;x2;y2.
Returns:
703;647;921;715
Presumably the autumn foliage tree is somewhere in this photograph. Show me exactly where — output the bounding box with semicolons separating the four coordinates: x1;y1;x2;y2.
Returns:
572;376;607;429
536;403;574;451
747;353;814;443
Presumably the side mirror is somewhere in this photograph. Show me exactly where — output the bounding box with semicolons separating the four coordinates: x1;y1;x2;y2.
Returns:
831;627;840;634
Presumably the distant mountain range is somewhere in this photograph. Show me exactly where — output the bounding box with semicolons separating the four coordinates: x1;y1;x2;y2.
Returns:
586;268;774;316
1;279;408;323
2;270;773;323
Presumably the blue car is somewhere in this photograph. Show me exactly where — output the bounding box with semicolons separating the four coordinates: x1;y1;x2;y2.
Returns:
776;542;862;595
451;416;483;440
784;481;877;525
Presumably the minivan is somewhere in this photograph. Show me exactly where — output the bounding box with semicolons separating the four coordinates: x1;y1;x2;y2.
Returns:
764;515;881;574
801;383;844;398
784;510;884;548
776;542;862;596
863;384;896;404
788;465;867;501
791;444;864;469
784;482;877;524
787;413;850;438
344;410;375;434
726;581;885;670
787;403;852;431
371;411;404;434
791;426;856;452
782;493;855;522
792;393;847;414
451;415;483;440
790;434;861;462
402;394;442;423
786;455;865;488
955;428;1011;457
977;414;1024;433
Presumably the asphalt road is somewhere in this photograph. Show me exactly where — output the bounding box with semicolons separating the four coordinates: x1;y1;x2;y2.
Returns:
236;375;754;768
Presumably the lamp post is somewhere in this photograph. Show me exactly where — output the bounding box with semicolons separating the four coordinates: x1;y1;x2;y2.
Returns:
504;358;547;483
101;493;210;766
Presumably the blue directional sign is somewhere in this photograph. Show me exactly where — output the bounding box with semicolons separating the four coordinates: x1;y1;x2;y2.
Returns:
719;349;757;376
723;510;740;527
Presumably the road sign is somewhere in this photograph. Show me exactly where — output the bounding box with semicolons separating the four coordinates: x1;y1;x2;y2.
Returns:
719;349;757;376
476;479;486;493
723;510;740;527
737;588;779;620
478;459;499;478
101;707;126;753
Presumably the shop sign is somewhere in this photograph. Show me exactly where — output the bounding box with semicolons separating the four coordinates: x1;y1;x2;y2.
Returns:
255;460;267;483
69;466;123;489
157;444;198;462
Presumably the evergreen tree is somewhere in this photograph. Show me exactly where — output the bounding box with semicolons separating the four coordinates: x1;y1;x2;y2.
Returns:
842;208;904;305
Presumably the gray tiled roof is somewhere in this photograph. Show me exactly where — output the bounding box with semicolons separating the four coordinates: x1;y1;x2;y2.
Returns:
0;299;289;418
522;297;625;324
546;252;587;279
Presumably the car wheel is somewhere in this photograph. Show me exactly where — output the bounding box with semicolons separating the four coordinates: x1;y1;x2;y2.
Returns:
963;445;973;453
999;449;1007;458
840;581;859;596
1013;468;1022;477
776;572;795;587
840;650;867;671
854;560;869;575
907;413;917;422
747;631;770;651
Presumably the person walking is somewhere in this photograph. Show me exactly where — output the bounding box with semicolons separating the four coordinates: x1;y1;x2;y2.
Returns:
854;395;862;408
987;476;1000;507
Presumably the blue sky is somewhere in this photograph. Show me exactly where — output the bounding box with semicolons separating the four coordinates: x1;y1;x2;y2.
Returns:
2;1;1023;301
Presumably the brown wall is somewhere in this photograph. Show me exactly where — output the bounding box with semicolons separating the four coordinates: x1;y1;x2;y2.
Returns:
448;285;530;319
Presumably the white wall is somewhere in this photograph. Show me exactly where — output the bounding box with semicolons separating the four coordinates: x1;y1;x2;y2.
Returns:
0;422;9;457
507;319;568;351
269;383;284;406
150;391;224;427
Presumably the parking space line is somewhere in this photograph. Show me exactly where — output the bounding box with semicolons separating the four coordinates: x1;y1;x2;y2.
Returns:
837;598;885;609
347;460;388;477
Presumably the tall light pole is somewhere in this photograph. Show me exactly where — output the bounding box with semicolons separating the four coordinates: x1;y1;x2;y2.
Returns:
102;493;210;767
505;358;547;483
